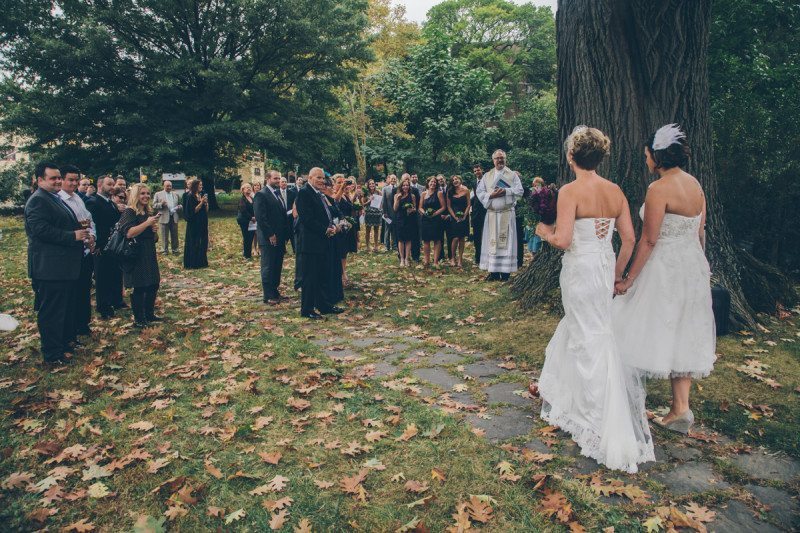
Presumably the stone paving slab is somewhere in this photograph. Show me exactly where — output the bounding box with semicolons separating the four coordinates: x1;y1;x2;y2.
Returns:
413;367;462;391
744;484;800;531
462;360;508;381
427;351;465;365
651;462;730;495
709;500;782;533
466;407;535;442
484;382;531;408
323;348;357;362
730;450;800;483
663;442;702;462
351;337;383;348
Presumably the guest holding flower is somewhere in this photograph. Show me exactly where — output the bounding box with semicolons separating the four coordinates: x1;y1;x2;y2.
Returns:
446;175;471;268
393;177;418;267
363;179;382;253
236;183;256;259
182;178;209;269
118;183;161;328
419;176;446;267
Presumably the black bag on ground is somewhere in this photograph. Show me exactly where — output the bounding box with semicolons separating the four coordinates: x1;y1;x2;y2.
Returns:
103;223;139;263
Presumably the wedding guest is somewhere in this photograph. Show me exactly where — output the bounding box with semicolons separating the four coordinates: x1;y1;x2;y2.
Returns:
363;179;382;252
152;180;182;254
337;177;359;285
280;176;298;252
613;124;715;434
381;174;398;252
24;162;87;364
112;186;127;207
393;177;418;267
409;173;423;262
87;176;124;318
420;176;446;267
236;183;256;259
182;178;209;269
515;174;531;268
114;175;127;190
287;171;298;189
58;165;96;340
86;183;96;197
296;168;340;319
22;175;38;204
470;164;487;265
78;178;91;199
253;181;262;193
525;177;545;259
446;175;471;268
254;170;290;304
435;174;451;262
119;183;161;327
323;177;345;304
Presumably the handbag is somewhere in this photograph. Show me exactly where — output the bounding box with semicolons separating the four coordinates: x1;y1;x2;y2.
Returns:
103;222;139;262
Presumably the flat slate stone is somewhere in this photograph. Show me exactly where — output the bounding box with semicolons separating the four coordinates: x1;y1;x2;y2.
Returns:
709;500;782;533
390;342;411;352
664;442;703;462
372;362;399;378
463;360;507;381
652;462;730;495
448;391;480;406
323;348;357;362
466;407;535;442
744;484;800;531
310;338;328;346
523;438;552;454
730;450;800;483
484;382;531;408
412;368;461;391
351;337;383;348
428;351;465;365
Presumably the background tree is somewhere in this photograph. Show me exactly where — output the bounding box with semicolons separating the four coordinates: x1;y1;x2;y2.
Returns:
511;0;796;327
424;0;556;99
0;0;370;207
504;91;559;181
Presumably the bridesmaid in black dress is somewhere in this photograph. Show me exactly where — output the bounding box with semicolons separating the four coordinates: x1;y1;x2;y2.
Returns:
419;176;446;267
446;175;471;268
392;177;418;267
323;179;345;304
182;178;209;269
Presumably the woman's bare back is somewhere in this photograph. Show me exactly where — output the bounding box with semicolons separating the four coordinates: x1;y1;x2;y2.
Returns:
568;176;626;220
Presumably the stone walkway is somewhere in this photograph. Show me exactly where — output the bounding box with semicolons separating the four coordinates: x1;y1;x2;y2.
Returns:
310;320;799;532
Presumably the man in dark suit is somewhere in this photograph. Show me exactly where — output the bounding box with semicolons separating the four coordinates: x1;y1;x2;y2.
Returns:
408;173;423;261
254;170;291;304
86;175;124;318
470;164;487;265
381;174;397;252
295;167;342;319
24;162;88;364
280;176;298;253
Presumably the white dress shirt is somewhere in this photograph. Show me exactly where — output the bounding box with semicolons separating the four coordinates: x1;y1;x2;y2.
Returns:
58;190;96;237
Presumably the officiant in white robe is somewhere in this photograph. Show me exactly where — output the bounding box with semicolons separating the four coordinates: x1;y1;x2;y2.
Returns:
476;150;524;280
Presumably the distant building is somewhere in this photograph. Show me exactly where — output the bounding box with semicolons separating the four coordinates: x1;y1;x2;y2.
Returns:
0;134;31;171
236;150;265;185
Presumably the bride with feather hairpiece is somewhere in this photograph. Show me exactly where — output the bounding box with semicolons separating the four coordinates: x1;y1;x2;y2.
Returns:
613;124;716;435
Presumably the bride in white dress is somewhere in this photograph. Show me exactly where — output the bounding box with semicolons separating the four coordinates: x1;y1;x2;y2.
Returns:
613;124;716;434
535;126;655;473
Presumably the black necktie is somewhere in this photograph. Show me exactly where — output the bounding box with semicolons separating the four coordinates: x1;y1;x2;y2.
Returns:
318;192;332;223
272;187;285;209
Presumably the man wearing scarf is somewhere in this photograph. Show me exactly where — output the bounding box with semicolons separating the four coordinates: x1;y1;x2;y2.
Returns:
476;149;523;281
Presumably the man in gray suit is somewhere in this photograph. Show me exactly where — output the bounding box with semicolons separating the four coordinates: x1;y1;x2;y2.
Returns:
381;174;398;252
152;180;182;253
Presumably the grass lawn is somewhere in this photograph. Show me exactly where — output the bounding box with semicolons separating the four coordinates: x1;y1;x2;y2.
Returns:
0;203;797;532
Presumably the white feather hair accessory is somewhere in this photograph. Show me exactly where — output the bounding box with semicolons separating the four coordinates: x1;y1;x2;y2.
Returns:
652;123;686;151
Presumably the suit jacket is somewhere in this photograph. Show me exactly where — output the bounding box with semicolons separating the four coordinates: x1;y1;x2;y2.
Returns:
284;188;297;211
295;185;332;255
24;188;84;281
470;186;487;230
152;190;182;223
253;186;291;246
86;193;122;249
381;185;396;219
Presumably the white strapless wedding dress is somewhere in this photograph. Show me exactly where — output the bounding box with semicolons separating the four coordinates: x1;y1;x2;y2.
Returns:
613;206;716;378
538;218;655;473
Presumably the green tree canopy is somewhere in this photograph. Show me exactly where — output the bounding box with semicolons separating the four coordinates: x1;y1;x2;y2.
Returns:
0;0;371;196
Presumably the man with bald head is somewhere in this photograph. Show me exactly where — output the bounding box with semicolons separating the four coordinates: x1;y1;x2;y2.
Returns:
295;167;341;319
86;175;125;318
153;180;182;254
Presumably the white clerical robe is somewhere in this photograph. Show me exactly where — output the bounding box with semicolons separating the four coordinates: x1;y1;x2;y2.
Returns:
476;166;523;273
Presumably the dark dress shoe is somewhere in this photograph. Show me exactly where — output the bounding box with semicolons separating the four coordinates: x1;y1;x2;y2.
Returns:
44;356;70;366
98;309;115;319
132;320;149;328
145;316;164;322
266;298;280;305
301;312;323;320
115;302;129;309
319;306;344;315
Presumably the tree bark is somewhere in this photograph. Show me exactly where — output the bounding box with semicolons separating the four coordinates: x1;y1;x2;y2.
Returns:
512;0;795;328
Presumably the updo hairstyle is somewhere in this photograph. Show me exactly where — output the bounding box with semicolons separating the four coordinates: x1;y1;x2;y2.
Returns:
565;126;611;170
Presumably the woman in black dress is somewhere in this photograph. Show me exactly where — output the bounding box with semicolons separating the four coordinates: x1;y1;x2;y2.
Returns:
236;183;256;259
118;183;161;328
446;175;471;268
182;178;209;269
362;179;382;252
419;176;446;267
322;179;345;304
392;177;418;267
336;177;359;286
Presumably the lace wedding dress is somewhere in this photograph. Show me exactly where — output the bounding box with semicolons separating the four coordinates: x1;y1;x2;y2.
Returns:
613;207;716;378
538;218;655;473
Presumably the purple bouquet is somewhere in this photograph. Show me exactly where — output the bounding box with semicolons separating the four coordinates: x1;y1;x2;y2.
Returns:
528;184;558;225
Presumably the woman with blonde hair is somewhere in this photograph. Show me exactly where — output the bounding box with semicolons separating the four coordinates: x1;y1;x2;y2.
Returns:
118;183;161;327
236;182;256;259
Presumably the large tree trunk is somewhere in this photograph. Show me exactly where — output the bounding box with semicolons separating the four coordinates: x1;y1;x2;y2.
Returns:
512;0;795;328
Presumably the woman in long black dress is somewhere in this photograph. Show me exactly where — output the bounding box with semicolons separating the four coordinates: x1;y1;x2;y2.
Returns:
446;175;471;268
322;179;345;305
336;178;358;287
419;176;446;267
183;178;209;269
236;183;256;259
118;183;161;328
392;178;418;267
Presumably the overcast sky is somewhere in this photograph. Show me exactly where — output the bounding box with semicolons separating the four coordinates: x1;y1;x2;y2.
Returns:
393;0;557;24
